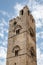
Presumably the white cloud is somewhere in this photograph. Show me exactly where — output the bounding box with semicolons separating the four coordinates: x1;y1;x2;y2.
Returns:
0;59;6;65
4;28;8;33
3;37;8;46
29;3;43;28
36;31;43;39
37;46;43;65
39;42;43;50
39;32;43;38
0;18;9;39
36;19;43;28
0;10;10;18
1;18;8;26
31;4;43;28
33;5;43;18
0;33;4;38
14;3;24;16
0;47;7;58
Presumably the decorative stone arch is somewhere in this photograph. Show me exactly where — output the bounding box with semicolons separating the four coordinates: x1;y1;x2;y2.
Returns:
12;45;20;53
14;25;22;34
14;25;22;30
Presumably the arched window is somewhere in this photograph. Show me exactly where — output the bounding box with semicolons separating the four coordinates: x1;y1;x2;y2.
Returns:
14;25;22;34
30;47;35;57
12;45;20;56
16;29;20;34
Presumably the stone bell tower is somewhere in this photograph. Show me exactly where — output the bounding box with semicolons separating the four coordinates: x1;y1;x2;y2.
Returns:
6;6;37;65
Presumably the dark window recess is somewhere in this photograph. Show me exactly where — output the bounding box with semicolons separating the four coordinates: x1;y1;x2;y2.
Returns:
28;10;30;15
14;22;17;25
32;19;34;23
29;28;34;37
15;50;18;56
16;29;20;34
21;10;23;15
15;63;16;65
30;47;34;57
30;31;34;37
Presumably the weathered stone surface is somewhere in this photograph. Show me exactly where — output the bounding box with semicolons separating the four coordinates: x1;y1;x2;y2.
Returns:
6;6;37;65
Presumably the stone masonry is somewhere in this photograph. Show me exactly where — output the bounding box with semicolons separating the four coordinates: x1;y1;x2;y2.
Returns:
6;6;37;65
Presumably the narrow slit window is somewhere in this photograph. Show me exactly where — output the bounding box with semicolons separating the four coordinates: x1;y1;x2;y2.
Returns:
32;19;34;23
16;29;20;34
15;63;16;65
20;10;23;15
15;50;18;56
28;10;30;15
30;31;33;37
29;27;34;37
30;47;34;57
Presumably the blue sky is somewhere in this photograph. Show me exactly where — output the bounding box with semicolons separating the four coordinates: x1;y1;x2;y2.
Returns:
0;0;43;65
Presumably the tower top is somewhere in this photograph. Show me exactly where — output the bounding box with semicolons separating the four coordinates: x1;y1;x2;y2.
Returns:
19;5;30;16
10;5;30;22
10;5;34;23
23;5;29;9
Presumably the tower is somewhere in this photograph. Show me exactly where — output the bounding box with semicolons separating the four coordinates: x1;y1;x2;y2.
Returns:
6;6;37;65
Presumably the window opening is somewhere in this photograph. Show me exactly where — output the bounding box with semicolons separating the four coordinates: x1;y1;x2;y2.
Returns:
14;22;17;26
15;63;16;65
15;50;18;56
30;47;34;57
16;29;20;34
20;10;23;15
28;10;30;15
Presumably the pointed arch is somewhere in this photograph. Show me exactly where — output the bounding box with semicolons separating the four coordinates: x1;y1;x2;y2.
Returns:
14;25;22;31
12;45;20;53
